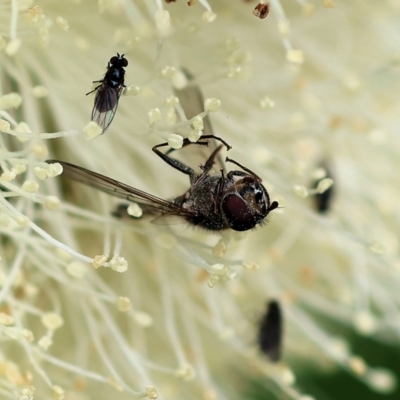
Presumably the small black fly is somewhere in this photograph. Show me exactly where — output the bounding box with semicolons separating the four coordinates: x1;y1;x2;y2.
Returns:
258;300;283;362
47;135;279;232
86;53;128;134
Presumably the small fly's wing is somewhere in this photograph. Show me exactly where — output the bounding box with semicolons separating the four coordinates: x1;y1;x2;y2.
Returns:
258;300;283;362
91;85;122;134
47;160;196;219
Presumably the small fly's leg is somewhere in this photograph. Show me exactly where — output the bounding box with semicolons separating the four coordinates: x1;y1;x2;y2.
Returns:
225;156;262;181
86;79;104;96
153;135;231;182
165;135;231;156
152;142;202;177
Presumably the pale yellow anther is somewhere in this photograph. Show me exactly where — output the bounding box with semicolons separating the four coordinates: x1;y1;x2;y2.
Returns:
188;130;202;143
286;49;304;64
32;85;49;98
260;96;275;109
83;121;102;140
56;16;69;31
15;215;30;226
0;119;10;132
204;98;221;112
34;167;48;180
202;11;216;23
52;385;65;400
210;263;228;276
165;96;179;107
161;66;176;78
116;297;131;312
302;3;315;16
0;312;14;325
46;163;63;177
166;107;177;125
1;170;16;181
19;386;36;400
0;93;22;110
124;85;140;96
155;9;170;34
66;261;87;279
348;356;367;376
12;164;27;175
323;0;335;8
279;367;296;385
317;178;334;194
92;254;108;269
175;363;196;381
171;70;187;89
5;39;22;56
15;123;32;142
192;115;204;131
22;180;39;193
134;311;153;327
145;385;158;399
127;203;142;218
148;108;161;125
212;241;227;257
41;312;64;330
207;274;220;288
366;369;397;393
353;312;377;335
38;336;52;350
44;196;61;211
167;134;183;149
109;256;128;273
22;329;34;342
293;185;308;198
242;260;260;270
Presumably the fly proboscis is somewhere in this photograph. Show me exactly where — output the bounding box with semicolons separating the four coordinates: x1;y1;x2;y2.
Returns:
47;134;279;232
87;53;128;134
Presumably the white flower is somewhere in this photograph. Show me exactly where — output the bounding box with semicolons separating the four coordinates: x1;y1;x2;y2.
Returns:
0;1;399;399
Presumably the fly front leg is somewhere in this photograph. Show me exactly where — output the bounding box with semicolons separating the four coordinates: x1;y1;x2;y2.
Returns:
152;141;197;177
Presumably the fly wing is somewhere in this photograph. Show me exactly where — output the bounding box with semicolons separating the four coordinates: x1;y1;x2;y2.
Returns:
90;85;122;134
47;160;196;218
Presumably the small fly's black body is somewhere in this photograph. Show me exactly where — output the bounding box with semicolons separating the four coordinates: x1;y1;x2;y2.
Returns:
87;53;128;134
47;135;279;232
258;300;283;362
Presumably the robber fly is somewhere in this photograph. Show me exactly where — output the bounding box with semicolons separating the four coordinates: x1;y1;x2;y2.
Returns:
258;300;283;362
86;53;128;134
47;135;279;232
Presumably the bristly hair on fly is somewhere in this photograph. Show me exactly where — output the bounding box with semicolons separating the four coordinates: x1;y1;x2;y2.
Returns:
86;53;128;134
258;300;283;362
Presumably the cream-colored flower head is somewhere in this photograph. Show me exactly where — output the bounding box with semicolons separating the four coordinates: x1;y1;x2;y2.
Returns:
0;1;399;399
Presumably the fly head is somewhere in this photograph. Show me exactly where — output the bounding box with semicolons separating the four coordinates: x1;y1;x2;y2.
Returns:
221;176;278;231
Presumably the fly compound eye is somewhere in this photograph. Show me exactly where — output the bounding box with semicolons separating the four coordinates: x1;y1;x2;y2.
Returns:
121;57;128;67
222;193;265;231
110;56;118;64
